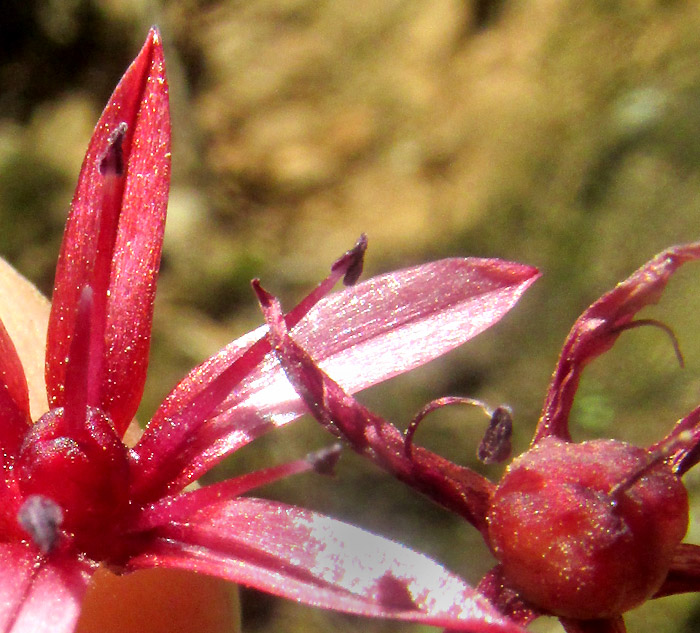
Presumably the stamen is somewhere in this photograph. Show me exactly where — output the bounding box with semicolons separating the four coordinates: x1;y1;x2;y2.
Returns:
265;234;368;334
17;495;63;554
612;318;685;368
134;238;372;498
90;121;129;407
136;456;319;531
404;396;513;464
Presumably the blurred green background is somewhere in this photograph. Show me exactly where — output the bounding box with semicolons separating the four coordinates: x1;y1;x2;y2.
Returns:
2;1;700;631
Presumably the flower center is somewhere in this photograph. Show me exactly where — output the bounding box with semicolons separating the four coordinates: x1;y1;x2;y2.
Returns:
15;407;130;557
487;437;688;619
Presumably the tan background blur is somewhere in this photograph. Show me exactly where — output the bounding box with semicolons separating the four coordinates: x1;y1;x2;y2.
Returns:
2;1;700;631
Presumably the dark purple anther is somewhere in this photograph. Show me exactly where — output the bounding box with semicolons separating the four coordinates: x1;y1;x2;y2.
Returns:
331;234;368;286
307;443;343;476
477;405;513;464
99;122;128;176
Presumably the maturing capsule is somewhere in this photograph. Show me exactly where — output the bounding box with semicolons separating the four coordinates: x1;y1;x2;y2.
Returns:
487;437;688;619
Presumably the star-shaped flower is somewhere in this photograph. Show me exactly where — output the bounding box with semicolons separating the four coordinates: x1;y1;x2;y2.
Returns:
0;29;541;633
260;234;700;633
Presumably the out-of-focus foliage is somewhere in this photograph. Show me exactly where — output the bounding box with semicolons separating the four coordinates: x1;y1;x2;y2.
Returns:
3;1;700;631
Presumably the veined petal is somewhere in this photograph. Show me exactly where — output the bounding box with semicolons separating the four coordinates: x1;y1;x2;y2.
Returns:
133;258;537;497
46;28;170;435
0;543;93;633
284;257;539;393
534;242;700;444
127;498;526;633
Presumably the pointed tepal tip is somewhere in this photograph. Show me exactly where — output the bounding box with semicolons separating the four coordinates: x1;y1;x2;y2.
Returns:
134;26;164;66
146;26;167;57
149;25;161;40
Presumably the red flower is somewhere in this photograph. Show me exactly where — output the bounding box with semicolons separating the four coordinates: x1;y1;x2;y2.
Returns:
260;232;700;632
0;30;540;633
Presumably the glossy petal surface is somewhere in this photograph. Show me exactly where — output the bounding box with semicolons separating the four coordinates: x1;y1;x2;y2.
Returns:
0;543;93;633
133;258;538;497
128;498;526;633
46;29;170;435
